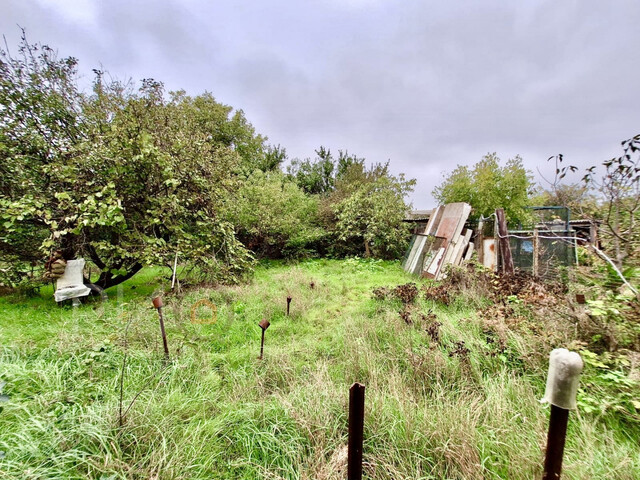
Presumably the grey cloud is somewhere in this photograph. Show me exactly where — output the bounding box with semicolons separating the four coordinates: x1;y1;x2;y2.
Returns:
2;0;639;206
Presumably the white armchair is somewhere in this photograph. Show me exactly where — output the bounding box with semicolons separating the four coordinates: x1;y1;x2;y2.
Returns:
54;258;91;304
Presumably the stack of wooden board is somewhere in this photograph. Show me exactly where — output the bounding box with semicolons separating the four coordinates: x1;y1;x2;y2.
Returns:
402;202;473;280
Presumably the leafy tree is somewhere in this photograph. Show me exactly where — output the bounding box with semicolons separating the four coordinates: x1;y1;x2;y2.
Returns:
287;147;364;195
226;171;325;258
259;144;288;173
0;36;256;289
432;153;533;223
287;147;414;258
331;162;415;258
287;147;336;195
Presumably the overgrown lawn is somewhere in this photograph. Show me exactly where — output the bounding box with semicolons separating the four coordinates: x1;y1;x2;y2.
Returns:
0;259;638;479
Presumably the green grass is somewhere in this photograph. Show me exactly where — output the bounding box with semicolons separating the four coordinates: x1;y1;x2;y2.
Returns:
0;258;638;479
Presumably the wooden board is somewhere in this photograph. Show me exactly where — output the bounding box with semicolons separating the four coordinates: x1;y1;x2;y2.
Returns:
403;206;443;273
425;247;445;277
422;236;446;279
495;208;514;274
464;241;475;261
453;229;473;266
405;202;472;279
434;203;471;245
431;203;472;279
425;205;444;236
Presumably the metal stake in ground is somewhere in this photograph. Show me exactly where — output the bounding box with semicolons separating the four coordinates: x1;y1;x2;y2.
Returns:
286;296;292;316
152;296;170;361
348;382;365;480
258;319;270;359
541;348;583;480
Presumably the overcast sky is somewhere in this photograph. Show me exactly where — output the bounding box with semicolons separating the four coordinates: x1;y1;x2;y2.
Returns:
2;0;639;207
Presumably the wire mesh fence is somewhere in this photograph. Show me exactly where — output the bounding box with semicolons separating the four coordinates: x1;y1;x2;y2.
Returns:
508;229;577;280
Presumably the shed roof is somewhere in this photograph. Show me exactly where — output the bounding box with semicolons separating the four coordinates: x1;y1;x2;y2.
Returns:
404;209;433;222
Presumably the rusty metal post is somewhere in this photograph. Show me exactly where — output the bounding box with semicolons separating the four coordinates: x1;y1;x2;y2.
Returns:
152;296;170;361
258;319;270;359
260;329;265;359
348;382;365;480
286;296;292;316
543;405;570;480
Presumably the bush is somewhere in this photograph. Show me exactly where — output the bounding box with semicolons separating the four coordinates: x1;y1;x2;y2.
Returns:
227;171;326;258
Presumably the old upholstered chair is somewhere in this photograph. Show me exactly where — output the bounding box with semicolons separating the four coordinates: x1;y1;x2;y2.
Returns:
54;258;91;305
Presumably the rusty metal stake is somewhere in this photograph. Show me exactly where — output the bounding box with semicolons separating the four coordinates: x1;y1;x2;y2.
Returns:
152;296;170;361
310;281;315;290
575;294;586;305
258;319;270;359
286;296;292;316
543;405;570;480
348;382;365;480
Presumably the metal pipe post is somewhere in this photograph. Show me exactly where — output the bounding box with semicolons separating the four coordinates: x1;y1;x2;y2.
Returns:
152;297;170;361
541;348;583;480
543;405;570;480
258;319;270;360
348;382;365;480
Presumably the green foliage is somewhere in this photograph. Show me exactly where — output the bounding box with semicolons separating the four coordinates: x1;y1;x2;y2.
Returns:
167;90;276;175
577;349;639;423
287;146;336;195
258;144;288;173
584;293;640;350
341;256;386;273
226;171;325;258
0;35;258;288
286;148;415;259
433;153;534;224
332;164;415;258
0;33;417;281
287;147;364;195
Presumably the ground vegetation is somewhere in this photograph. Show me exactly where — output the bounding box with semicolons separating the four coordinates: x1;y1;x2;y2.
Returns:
0;259;637;479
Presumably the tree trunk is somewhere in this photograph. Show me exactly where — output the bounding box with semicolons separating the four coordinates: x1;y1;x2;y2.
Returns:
95;263;143;289
364;240;371;258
